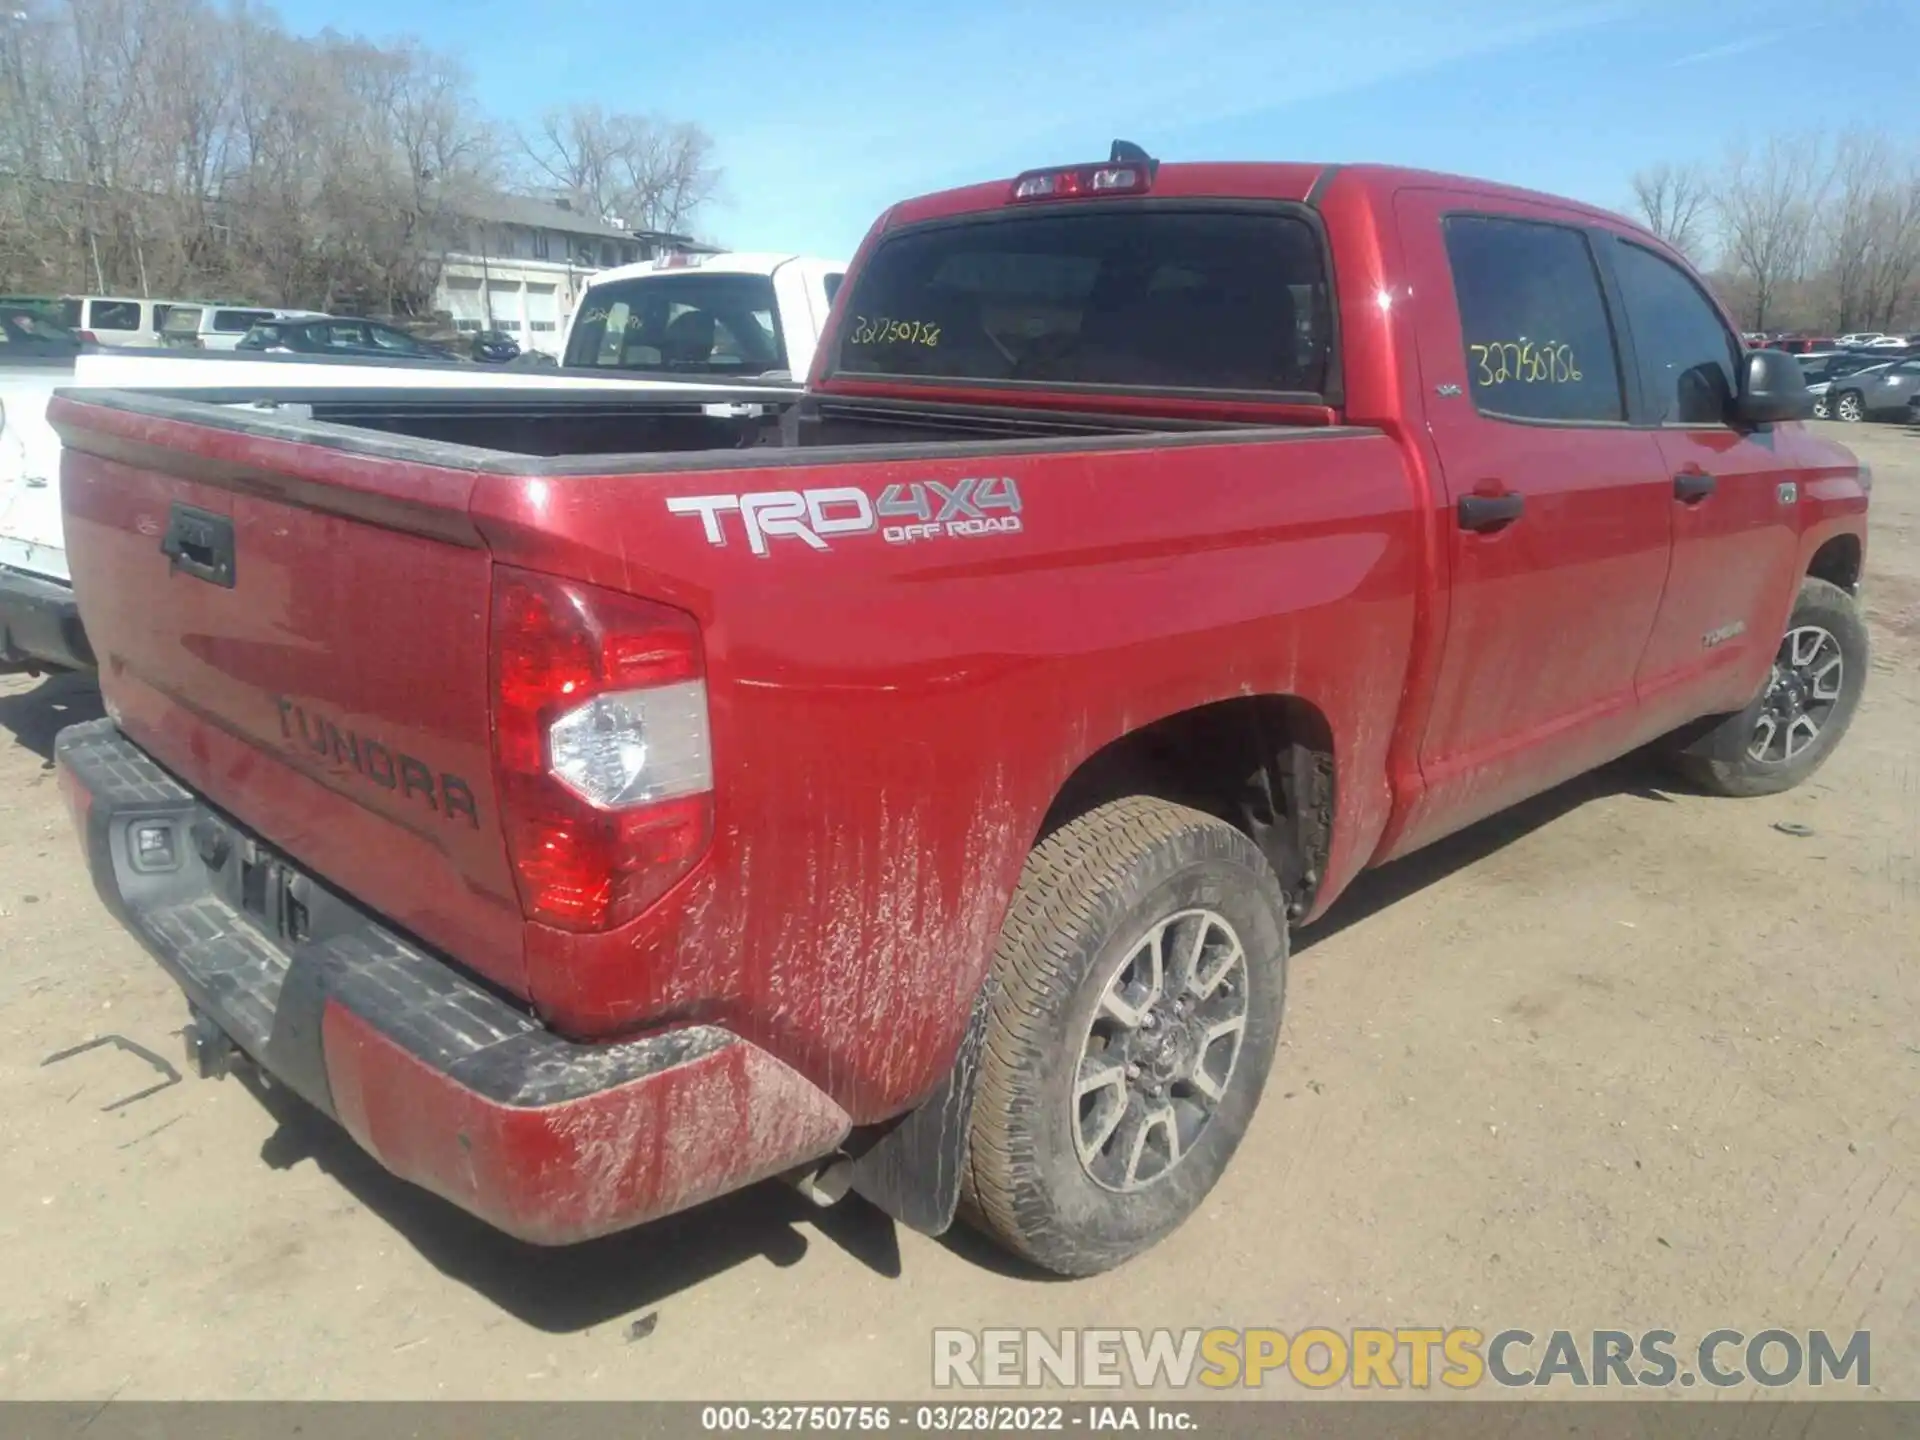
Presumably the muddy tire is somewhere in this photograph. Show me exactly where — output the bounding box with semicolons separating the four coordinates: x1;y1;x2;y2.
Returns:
960;797;1287;1276
1663;577;1869;798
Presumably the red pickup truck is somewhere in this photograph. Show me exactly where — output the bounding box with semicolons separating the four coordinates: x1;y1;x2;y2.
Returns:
50;147;1869;1278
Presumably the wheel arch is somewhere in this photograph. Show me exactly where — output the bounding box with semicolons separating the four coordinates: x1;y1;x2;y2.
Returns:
846;691;1335;1236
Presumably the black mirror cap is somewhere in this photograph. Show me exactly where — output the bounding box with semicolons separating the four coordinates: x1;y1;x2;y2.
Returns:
1738;347;1815;424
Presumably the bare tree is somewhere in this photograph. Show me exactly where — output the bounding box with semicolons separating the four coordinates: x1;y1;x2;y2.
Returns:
1630;161;1711;258
519;103;721;234
1713;136;1828;331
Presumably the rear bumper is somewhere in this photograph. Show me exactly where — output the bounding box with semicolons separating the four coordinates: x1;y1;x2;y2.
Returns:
0;564;93;671
55;719;851;1245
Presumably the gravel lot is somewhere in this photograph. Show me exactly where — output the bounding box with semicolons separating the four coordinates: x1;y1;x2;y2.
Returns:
1;423;1916;1401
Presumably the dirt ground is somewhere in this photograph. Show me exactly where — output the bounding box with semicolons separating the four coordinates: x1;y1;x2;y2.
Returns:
0;424;1915;1402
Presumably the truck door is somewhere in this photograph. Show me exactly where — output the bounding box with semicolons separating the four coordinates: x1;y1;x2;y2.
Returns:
1598;233;1808;727
1386;192;1672;855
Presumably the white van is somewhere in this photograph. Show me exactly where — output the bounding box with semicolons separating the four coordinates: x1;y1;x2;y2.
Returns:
54;295;201;348
159;304;330;351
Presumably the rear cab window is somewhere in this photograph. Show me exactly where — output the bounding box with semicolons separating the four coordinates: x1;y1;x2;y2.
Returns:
1442;216;1624;423
564;273;789;376
829;208;1331;394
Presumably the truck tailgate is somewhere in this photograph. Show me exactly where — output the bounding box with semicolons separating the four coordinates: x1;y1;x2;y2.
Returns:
52;392;527;996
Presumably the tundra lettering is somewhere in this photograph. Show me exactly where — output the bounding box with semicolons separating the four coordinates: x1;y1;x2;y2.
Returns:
274;697;479;827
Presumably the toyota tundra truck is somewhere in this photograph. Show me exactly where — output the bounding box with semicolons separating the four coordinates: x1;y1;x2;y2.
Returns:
49;145;1868;1277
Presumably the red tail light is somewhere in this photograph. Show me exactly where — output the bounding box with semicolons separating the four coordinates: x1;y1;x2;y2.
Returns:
490;566;714;933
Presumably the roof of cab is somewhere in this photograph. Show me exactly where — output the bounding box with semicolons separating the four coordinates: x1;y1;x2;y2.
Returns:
581;252;848;290
874;161;1647;240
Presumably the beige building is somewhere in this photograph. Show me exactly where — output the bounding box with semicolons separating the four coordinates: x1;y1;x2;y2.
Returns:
435;195;704;356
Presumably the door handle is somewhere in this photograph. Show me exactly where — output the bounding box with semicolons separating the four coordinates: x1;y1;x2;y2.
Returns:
1674;472;1716;503
1458;492;1525;531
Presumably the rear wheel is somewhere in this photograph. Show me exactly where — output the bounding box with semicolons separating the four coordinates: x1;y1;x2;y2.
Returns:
1663;577;1868;798
1835;390;1866;423
961;797;1287;1276
1811;393;1832;420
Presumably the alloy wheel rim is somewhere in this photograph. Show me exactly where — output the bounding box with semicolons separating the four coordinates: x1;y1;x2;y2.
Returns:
1749;624;1844;764
1072;908;1249;1193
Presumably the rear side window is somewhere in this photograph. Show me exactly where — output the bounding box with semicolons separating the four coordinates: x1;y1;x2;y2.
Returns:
89;300;141;331
161;306;203;336
214;308;272;333
1610;242;1739;425
833;209;1331;394
1443;216;1623;423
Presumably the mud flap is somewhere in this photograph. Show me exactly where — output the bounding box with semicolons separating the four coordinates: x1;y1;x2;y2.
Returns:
846;978;992;1235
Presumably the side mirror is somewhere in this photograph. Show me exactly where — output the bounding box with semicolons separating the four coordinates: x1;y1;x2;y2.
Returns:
1736;347;1814;424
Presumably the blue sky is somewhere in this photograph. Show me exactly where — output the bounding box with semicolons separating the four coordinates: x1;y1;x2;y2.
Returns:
277;0;1920;260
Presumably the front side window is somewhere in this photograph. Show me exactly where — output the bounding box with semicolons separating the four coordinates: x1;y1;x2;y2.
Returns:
1611;241;1740;425
1443;216;1624;423
369;324;421;353
834;208;1331;393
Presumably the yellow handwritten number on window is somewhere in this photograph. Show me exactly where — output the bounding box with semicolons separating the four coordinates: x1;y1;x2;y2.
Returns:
1469;341;1581;386
849;315;941;348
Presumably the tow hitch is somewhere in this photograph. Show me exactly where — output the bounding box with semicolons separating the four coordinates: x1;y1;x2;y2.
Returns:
182;1007;248;1081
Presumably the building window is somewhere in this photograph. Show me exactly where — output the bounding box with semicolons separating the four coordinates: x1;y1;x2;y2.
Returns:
529;320;557;332
601;242;617;268
533;229;550;260
622;244;638;265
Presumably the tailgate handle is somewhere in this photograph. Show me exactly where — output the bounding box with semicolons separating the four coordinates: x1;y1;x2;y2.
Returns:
160;504;236;589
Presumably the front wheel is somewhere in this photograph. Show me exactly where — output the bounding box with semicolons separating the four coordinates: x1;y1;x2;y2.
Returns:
961;797;1287;1276
1662;576;1869;798
1835;390;1866;423
1812;393;1832;420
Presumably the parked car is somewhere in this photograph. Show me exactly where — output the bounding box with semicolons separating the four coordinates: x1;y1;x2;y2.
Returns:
469;328;521;364
1825;354;1920;421
236;316;460;361
1768;335;1836;355
51;295;204;348
47;149;1865;1277
1798;351;1899;416
1834;331;1886;348
1862;334;1914;351
0;305;84;357
160;305;328;351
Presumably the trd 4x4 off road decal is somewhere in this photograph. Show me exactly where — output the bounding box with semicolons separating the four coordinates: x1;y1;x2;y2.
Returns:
666;477;1022;556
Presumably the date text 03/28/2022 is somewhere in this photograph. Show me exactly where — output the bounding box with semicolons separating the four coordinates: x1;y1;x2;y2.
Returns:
701;1405;1195;1432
